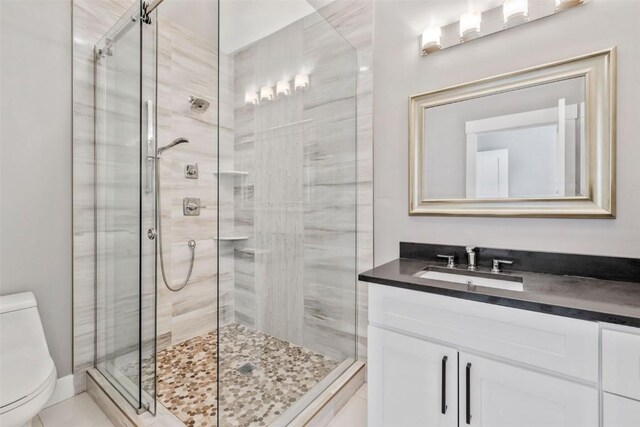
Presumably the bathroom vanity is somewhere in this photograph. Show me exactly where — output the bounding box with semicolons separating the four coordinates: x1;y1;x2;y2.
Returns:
360;243;640;427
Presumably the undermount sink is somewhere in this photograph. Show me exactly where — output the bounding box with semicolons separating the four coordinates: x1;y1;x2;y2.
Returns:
416;268;524;292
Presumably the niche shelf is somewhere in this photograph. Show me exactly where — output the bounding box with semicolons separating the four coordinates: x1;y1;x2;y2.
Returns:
214;236;249;242
213;170;249;176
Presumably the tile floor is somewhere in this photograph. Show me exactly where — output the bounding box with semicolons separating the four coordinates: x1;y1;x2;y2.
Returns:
34;393;114;427
327;384;367;427
33;384;367;427
154;323;340;426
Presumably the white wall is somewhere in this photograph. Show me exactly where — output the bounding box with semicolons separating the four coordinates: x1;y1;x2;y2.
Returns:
0;0;73;377
373;0;640;264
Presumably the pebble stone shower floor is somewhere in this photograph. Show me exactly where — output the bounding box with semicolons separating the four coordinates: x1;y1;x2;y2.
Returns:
155;323;340;426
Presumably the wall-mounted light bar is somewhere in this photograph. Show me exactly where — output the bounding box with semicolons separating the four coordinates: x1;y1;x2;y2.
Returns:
420;0;585;56
244;74;310;106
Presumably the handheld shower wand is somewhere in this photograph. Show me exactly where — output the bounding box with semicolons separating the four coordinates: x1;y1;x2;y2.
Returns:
155;137;196;292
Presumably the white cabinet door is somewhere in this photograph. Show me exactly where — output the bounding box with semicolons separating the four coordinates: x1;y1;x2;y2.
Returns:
603;393;640;427
459;353;598;427
602;329;640;400
368;326;457;427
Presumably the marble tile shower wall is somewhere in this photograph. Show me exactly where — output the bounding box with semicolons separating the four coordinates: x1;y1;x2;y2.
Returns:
314;0;374;363
232;1;373;361
154;16;235;351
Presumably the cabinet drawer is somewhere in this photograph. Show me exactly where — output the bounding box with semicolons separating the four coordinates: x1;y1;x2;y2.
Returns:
603;393;640;427
369;284;599;382
602;329;640;400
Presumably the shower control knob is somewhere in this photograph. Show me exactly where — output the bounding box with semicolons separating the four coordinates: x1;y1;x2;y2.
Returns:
147;228;157;240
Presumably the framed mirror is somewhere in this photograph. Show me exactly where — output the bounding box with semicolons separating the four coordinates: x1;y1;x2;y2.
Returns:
409;49;616;217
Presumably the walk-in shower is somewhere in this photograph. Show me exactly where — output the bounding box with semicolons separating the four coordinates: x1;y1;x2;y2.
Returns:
93;0;358;424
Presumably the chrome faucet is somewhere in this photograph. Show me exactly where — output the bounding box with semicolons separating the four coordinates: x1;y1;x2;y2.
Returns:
437;254;456;268
466;246;477;271
491;259;514;273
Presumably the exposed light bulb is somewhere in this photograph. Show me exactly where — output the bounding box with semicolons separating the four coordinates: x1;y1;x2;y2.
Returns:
276;80;290;97
421;27;442;55
294;74;309;92
244;92;258;105
503;0;528;27
459;12;482;42
260;86;274;102
555;0;584;12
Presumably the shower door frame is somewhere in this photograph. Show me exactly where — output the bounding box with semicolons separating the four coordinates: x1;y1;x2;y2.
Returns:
93;0;158;415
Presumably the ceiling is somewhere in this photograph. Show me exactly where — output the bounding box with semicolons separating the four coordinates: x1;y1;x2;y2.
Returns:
159;0;334;55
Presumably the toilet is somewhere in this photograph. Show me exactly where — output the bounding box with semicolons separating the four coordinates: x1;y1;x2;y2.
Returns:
0;292;57;427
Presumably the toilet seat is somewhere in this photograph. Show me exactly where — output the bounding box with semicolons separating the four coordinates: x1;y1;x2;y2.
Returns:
0;293;58;427
0;356;56;414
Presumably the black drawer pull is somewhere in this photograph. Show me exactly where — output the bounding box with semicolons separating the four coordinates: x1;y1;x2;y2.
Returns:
441;356;448;414
466;362;472;425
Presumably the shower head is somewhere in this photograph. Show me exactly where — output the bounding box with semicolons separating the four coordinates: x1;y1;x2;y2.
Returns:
157;137;189;158
188;95;210;113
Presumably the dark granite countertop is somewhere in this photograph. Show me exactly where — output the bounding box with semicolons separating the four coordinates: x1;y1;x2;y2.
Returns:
359;258;640;327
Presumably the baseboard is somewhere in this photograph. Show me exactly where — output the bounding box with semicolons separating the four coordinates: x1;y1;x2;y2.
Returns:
44;374;75;408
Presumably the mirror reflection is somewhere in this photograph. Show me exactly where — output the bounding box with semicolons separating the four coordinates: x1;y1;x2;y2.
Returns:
423;77;586;201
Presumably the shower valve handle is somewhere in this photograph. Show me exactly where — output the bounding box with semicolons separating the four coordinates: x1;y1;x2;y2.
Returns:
147;228;157;240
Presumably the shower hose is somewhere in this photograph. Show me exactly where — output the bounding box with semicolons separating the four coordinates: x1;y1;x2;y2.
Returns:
156;158;196;292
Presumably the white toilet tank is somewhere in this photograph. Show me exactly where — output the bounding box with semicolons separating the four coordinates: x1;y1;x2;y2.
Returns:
0;292;56;423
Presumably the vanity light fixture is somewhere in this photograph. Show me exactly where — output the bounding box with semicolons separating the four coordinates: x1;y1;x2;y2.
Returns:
244;92;259;105
555;0;584;12
459;12;482;42
294;74;309;92
419;0;585;56
276;80;290;97
503;0;528;27
421;27;442;55
260;86;274;102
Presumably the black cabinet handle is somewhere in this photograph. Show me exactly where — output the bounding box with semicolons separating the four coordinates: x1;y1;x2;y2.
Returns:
441;356;448;414
466;362;472;425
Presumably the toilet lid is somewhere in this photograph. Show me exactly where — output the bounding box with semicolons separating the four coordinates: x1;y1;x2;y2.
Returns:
0;345;55;409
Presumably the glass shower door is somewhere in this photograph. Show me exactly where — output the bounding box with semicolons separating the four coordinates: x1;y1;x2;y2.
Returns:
94;1;157;413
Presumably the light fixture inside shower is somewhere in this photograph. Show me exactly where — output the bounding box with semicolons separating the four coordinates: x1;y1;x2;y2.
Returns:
276;80;291;97
245;92;259;106
294;74;309;92
260;86;274;102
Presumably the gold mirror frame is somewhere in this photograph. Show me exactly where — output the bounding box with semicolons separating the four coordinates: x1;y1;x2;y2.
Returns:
409;48;616;218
